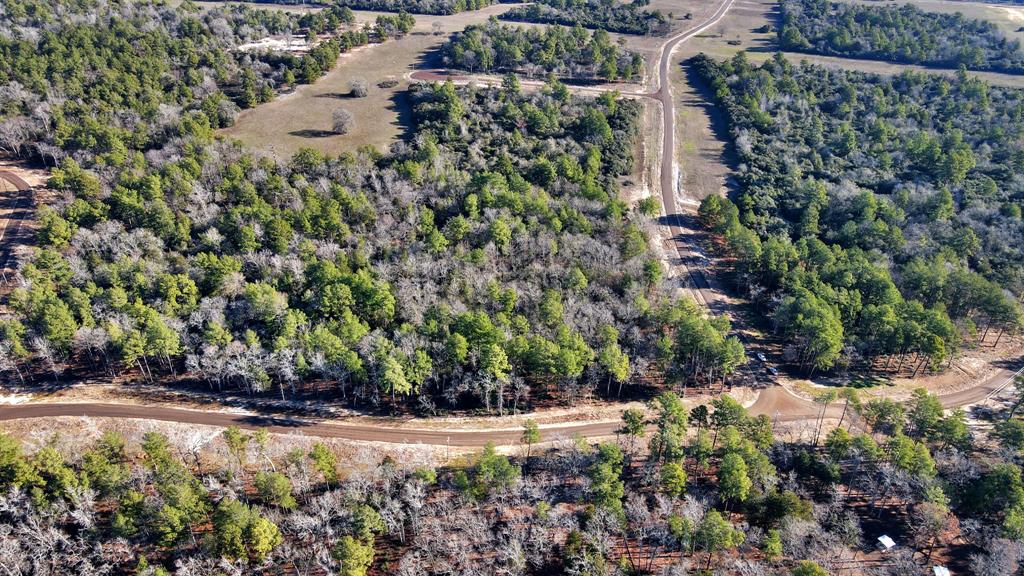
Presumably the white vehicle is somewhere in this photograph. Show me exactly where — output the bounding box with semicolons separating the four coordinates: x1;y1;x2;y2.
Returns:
756;352;767;362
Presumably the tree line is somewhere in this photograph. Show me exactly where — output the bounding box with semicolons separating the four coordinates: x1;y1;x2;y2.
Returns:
780;0;1024;74
500;0;670;36
335;0;492;16
443;20;645;81
222;0;493;15
694;52;1023;375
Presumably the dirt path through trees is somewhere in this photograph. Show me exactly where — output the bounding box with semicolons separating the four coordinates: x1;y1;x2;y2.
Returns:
3;361;1018;445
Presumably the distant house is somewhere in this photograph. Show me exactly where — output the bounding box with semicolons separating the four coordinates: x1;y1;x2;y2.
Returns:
877;535;896;552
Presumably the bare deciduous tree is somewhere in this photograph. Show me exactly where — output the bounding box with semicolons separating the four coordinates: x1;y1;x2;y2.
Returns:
332;108;354;134
348;77;368;98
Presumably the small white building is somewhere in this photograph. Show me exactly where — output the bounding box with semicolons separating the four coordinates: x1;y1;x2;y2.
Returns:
877;535;896;552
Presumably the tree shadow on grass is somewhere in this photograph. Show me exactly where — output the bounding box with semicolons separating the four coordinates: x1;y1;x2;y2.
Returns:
314;91;359;100
413;42;446;71
681;57;740;196
388;89;417;142
742;2;782;53
844;374;894;389
289;129;338;138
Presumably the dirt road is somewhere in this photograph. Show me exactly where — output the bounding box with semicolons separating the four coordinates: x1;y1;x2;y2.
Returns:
655;0;735;310
0;170;33;275
4;361;1017;445
0;402;624;446
748;361;1024;421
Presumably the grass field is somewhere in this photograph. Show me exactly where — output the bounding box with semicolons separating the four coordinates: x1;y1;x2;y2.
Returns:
670;58;736;203
221;4;520;157
222;38;420;157
665;0;775;205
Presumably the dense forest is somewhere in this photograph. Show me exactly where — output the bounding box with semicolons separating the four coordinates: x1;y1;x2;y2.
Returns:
0;0;742;408
0;0;417;160
444;21;646;81
694;52;1024;374
500;0;670;36
779;0;1024;74
2;386;1024;575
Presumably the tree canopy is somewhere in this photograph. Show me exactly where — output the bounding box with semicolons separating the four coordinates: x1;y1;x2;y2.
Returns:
695;52;1024;373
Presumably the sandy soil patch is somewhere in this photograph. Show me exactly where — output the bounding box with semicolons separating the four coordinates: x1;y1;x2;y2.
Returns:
237;34;312;53
0;414;450;462
0;392;32;405
1001;6;1024;24
784;336;1023;404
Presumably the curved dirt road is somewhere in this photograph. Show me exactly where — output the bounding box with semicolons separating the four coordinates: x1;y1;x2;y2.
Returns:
3;361;1018;446
748;361;1024;422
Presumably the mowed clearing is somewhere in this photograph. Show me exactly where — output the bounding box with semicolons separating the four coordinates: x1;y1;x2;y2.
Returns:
221;4;521;157
659;0;772;204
